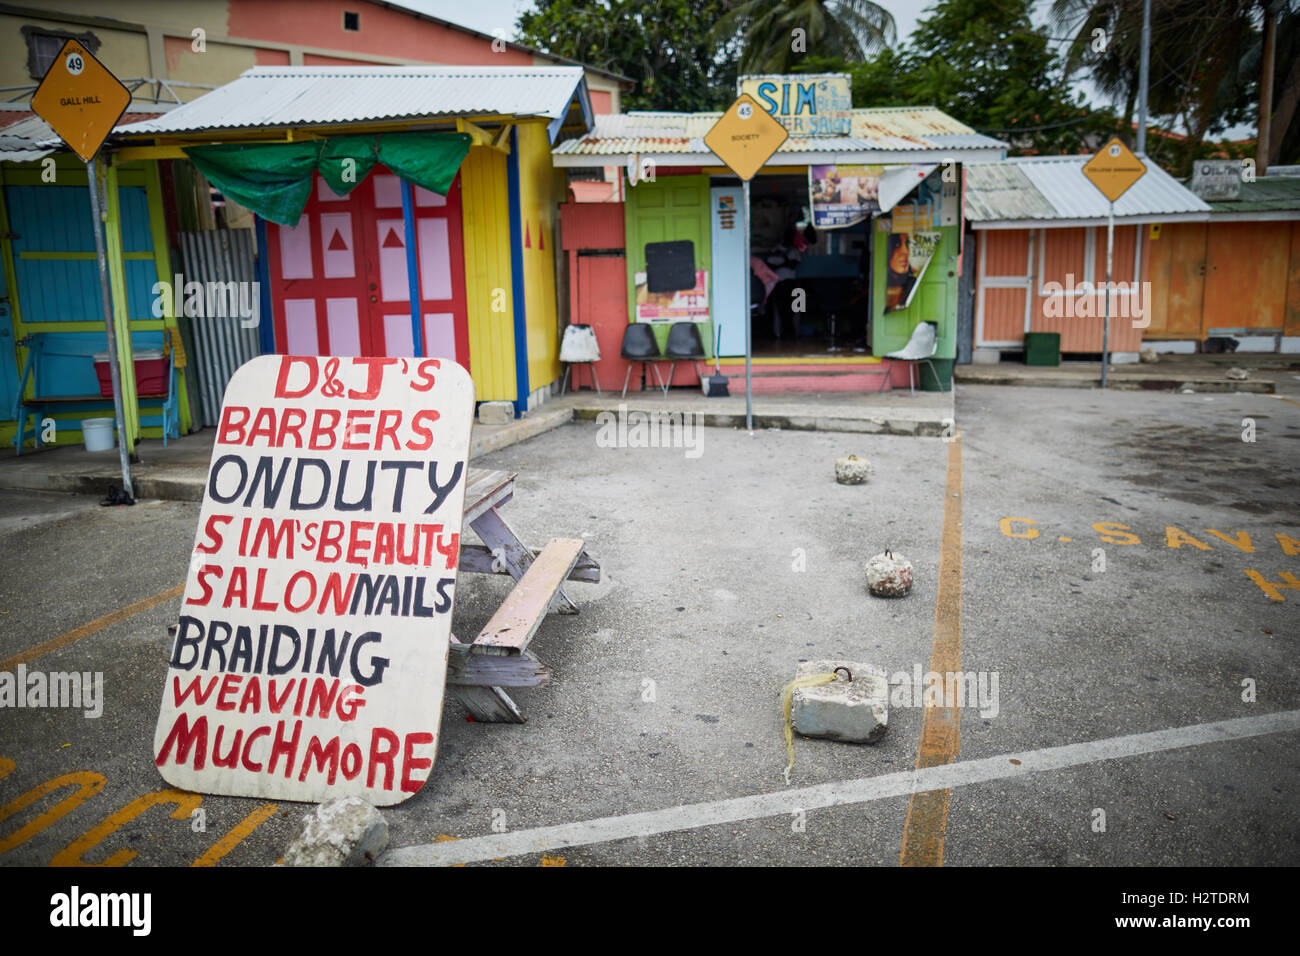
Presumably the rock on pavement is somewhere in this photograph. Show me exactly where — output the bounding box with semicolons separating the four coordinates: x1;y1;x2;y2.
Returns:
283;797;389;867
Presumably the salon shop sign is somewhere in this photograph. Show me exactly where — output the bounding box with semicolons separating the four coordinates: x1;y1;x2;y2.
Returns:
153;355;474;805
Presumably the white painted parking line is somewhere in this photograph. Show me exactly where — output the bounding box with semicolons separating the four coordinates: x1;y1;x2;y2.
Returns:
382;709;1300;866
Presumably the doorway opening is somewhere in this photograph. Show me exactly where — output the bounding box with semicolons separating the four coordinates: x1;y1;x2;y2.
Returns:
746;174;872;356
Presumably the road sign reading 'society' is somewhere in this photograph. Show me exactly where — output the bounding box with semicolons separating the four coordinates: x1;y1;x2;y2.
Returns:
153;355;474;805
704;93;789;182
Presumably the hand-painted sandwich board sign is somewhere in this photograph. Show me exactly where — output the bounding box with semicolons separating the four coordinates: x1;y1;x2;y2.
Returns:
30;39;132;163
154;355;474;805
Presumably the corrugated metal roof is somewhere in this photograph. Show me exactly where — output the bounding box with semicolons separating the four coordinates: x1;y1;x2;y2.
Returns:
964;155;1210;223
962;163;1056;221
116;66;590;137
1205;176;1300;214
0;103;167;163
553;106;1005;156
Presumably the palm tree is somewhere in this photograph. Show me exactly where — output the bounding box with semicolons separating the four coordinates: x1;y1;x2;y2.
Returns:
715;0;897;75
1050;0;1259;173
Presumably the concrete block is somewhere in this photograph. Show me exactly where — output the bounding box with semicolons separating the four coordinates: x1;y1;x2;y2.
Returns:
791;660;889;744
835;454;871;484
1109;351;1140;365
970;348;1001;365
283;797;388;867
477;401;515;426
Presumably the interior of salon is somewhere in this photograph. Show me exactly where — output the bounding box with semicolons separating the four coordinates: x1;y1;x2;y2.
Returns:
745;173;873;354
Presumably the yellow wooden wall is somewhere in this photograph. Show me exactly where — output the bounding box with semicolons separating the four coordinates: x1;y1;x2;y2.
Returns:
459;145;517;402
515;122;563;390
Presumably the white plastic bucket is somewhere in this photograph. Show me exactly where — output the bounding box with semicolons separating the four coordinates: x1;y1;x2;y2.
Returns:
81;418;116;452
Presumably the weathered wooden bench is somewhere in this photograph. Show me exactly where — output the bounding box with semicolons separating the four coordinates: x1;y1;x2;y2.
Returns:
445;468;600;723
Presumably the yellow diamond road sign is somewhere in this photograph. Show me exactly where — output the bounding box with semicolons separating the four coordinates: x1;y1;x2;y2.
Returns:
31;39;132;163
704;94;789;181
1082;137;1147;203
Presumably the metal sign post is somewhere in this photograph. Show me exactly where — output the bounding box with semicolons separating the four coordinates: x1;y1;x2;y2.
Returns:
1081;138;1146;388
31;39;134;494
743;178;752;431
1101;201;1114;389
703;94;788;433
86;155;133;497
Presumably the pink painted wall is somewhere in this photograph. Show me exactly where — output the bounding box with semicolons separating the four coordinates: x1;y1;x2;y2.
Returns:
226;0;537;66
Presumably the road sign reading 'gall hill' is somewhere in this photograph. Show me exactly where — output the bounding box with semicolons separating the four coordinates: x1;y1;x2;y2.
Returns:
153;355;475;805
30;39;132;163
1082;137;1147;203
704;93;790;181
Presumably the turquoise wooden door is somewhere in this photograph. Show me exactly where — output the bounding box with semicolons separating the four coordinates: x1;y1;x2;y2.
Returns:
624;174;712;357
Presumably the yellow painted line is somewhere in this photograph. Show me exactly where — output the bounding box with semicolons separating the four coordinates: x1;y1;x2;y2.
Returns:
0;583;184;671
1270;394;1300;408
192;803;278;867
900;429;963;867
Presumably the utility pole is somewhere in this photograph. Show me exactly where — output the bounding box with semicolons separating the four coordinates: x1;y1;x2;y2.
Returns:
1258;1;1278;177
1136;0;1152;153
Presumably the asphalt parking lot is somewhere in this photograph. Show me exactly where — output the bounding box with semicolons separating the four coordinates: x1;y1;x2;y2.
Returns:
0;382;1297;867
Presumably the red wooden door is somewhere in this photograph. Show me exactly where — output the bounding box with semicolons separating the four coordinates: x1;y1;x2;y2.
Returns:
267;169;469;365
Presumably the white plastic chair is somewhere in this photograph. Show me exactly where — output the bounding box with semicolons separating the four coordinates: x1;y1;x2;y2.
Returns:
876;320;941;396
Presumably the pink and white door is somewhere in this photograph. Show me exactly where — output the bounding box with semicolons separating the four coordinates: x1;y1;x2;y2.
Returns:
267;168;469;366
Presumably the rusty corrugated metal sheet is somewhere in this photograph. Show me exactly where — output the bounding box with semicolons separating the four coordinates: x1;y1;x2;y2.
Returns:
553;106;1006;156
966;156;1212;223
964;163;1056;221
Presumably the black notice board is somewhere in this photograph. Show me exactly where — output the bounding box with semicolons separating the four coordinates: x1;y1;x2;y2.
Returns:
645;240;696;293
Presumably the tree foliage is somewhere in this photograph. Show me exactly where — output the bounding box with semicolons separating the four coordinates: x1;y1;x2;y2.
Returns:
797;0;1120;155
712;0;895;74
516;0;740;111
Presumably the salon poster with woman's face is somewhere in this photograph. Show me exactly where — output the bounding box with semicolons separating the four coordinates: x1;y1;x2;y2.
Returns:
885;230;942;312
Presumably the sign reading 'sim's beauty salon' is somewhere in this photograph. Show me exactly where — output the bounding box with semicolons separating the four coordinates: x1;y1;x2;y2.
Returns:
153;355;474;805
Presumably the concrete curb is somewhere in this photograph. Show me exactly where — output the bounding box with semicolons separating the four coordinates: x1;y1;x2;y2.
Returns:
955;371;1276;393
569;406;948;437
0;404;580;504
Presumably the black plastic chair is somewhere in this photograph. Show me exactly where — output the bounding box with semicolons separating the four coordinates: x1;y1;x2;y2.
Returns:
620;322;665;398
662;322;706;396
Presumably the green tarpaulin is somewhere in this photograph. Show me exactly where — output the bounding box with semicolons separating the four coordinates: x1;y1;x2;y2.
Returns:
185;132;472;226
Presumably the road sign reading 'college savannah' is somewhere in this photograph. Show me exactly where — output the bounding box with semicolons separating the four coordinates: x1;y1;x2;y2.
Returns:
704;93;790;181
30;39;132;163
1082;137;1147;203
153;355;474;805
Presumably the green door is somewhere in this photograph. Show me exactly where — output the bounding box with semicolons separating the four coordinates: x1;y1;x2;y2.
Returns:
872;222;958;362
624;174;713;357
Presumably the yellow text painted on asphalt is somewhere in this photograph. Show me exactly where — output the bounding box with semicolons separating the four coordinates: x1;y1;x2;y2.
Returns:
997;517;1300;600
0;758;278;866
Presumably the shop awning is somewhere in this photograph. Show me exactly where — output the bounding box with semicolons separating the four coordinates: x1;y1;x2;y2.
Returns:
878;164;939;213
184;131;472;226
